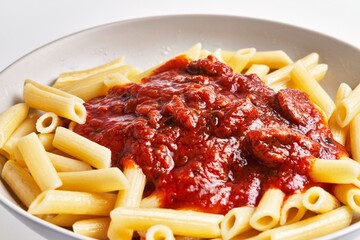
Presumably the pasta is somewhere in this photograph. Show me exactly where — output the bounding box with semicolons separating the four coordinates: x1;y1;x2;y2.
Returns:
0;44;359;240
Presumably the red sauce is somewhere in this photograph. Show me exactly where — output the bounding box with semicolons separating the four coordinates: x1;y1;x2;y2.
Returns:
74;55;348;214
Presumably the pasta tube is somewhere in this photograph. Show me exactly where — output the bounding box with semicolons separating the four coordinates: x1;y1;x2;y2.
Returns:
290;60;335;118
279;193;307;225
146;225;175;240
28;190;116;216
73;217;110;240
333;184;360;213
249;188;285;231
23;80;86;124
302;187;340;213
17;132;62;191
110;207;223;238
36;112;63;134
309;158;360;183
251;206;352;240
52;127;111;169
58;167;129;193
221;206;254;240
336;83;360;127
0;103;29;148
1;160;41;208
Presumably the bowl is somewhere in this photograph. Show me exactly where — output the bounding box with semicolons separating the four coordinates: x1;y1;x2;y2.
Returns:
1;14;360;240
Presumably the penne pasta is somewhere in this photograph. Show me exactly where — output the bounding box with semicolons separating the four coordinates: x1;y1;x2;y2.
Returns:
108;158;146;240
290;60;335;119
17;132;62;191
333;184;360;213
302;186;340;213
245;64;270;79
36;112;63;134
52;127;111;169
43;214;94;227
109;207;224;238
350;113;360;162
336;83;360;128
58;167;128;193
28;190;116;216
24;81;86;124
73;217;110;240
146;224;175;240
280;193;307;225
59;65;137;101
221;206;254;240
0;103;29;148
246;50;293;69
1;113;38;159
250;206;352;240
309;158;360;183
37;133;55;151
226;48;256;73
1;160;41;208
263;52;318;85
53;57;125;87
47;152;92;172
249;188;285;231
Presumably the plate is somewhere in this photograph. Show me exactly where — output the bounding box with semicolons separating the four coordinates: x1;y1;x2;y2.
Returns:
1;14;360;240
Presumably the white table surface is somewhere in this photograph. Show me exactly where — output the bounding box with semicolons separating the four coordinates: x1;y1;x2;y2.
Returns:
0;0;360;239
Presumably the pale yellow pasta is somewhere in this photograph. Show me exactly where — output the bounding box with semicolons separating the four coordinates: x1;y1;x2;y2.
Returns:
43;214;94;227
249;188;285;231
250;206;352;240
183;42;202;60
263;52;319;85
73;217;110;240
309;158;359;183
302;186;340;213
37;133;55;151
333;184;360;213
280;193;307;225
53;57;125;87
1;113;38;158
103;73;132;89
52;127;111;169
1;160;41;208
328;83;352;145
307;63;328;82
246;50;293;69
334;83;353;106
290;60;335;118
17;132;62;191
221;206;254;240
36;112;63;134
226;48;256;73
59;65;138;101
0;103;29;148
140;194;162;208
146;224;175;240
24;81;86;124
28;190;116;216
47;152;92;172
109;207;223;238
245;64;270;79
199;49;213;59
336;83;360;128
350;113;360;162
108;160;146;240
58;167;128;193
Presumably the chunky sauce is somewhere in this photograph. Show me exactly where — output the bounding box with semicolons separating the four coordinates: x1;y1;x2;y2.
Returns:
74;55;348;214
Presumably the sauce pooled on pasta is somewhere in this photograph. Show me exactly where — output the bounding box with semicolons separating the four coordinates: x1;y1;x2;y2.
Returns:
74;55;348;214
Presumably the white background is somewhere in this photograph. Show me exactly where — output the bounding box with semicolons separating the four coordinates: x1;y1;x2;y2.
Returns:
0;0;360;239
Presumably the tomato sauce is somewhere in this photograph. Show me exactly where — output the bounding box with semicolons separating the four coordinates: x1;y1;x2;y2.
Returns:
74;55;348;214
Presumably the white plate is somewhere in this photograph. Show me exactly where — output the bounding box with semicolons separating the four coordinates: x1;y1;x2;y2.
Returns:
0;14;360;240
